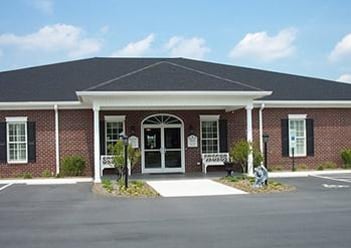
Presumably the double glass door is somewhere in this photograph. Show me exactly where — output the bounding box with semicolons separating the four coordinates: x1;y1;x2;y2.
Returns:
143;125;183;172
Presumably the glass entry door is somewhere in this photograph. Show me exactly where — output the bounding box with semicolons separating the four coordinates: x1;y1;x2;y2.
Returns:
142;114;184;173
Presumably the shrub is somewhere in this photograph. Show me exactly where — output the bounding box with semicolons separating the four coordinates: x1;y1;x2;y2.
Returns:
22;172;32;179
316;161;337;170
297;164;308;171
341;149;351;168
102;179;114;193
41;169;52;177
60;155;86;176
229;140;263;173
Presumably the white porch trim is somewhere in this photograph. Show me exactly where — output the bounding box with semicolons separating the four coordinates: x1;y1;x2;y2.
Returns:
93;105;101;183
246;103;254;176
54;105;60;175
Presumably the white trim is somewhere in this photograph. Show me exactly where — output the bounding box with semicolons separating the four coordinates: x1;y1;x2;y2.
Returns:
200;115;220;154
104;115;126;122
104;116;126;155
93;106;101;183
0;101;89;110
288;114;307;119
6;120;28;164
246;104;254;176
254;100;351;108
288;118;307;157
77;90;272;97
5;117;28;122
54;105;60;175
141;114;185;174
199;115;220;121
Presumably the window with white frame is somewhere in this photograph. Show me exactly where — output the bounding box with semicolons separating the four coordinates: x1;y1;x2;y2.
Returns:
200;115;219;154
6;117;28;163
288;115;307;157
105;116;125;155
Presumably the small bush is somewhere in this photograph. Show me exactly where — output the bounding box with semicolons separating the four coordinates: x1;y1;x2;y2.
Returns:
341;149;351;168
270;165;283;171
60;155;86;177
22;172;32;179
102;179;114;193
297;164;308;171
41;169;52;177
316;161;337;171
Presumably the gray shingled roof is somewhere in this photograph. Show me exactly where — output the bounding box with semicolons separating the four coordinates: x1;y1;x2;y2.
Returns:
0;57;351;102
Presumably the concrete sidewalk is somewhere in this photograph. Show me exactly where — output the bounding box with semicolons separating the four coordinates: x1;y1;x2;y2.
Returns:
146;179;247;197
269;169;351;178
0;177;93;185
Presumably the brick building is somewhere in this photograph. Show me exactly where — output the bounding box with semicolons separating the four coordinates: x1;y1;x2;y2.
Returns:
1;57;351;182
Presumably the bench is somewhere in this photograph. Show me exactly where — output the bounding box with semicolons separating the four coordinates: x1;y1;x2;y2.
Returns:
201;153;230;174
100;155;131;176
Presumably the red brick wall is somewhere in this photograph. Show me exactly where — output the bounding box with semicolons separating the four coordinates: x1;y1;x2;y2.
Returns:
0;110;56;178
59;110;94;176
101;110;240;173
256;108;351;170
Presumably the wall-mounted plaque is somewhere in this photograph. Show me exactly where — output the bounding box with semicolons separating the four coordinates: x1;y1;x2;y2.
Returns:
187;134;198;148
129;135;139;148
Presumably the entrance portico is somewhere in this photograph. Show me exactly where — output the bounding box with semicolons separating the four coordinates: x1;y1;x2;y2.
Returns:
77;91;271;182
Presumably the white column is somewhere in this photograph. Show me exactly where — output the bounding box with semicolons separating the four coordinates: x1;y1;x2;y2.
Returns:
93;106;101;183
246;103;254;176
54;105;60;175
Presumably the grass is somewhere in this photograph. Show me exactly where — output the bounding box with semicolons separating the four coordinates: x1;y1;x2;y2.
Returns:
95;179;159;198
218;175;295;194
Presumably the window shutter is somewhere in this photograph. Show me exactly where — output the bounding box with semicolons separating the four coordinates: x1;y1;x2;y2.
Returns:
281;119;289;157
306;119;314;156
100;121;105;155
0;122;6;162
219;119;228;152
27;122;36;162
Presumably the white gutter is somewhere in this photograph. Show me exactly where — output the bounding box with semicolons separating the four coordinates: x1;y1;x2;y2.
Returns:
54;105;60;175
254;100;351;108
0;101;89;110
259;103;265;153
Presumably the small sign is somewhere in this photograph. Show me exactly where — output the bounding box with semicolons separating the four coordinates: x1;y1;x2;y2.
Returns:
129;135;139;148
289;130;297;149
187;134;198;148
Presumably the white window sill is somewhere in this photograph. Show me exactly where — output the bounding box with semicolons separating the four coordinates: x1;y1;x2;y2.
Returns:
7;160;28;164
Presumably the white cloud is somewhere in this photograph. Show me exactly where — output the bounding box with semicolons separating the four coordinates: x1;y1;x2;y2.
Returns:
100;25;109;34
164;36;210;59
0;24;101;58
229;28;297;62
30;0;54;15
112;34;155;57
337;74;351;83
329;33;351;62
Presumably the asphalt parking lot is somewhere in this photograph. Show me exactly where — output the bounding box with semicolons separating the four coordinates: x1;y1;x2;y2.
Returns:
0;175;351;248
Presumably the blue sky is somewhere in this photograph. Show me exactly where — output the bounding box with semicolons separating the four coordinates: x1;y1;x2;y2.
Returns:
1;0;351;82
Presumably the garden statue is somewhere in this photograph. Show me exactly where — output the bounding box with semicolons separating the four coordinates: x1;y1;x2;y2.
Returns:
253;165;268;188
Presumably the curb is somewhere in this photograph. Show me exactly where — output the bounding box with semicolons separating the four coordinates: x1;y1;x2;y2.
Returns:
0;177;93;185
269;170;351;178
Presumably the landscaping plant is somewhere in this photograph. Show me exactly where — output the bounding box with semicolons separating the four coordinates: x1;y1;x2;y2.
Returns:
60;155;86;176
229;139;263;173
341;148;351;168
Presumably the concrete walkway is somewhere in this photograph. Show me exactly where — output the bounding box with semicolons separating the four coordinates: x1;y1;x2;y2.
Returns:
146;179;247;197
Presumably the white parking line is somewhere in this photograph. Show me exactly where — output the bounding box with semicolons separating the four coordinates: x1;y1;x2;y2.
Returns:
311;175;351;183
0;183;13;192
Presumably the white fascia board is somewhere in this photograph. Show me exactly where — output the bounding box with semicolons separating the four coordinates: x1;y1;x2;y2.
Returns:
76;90;272;97
254;100;351;108
0;101;89;110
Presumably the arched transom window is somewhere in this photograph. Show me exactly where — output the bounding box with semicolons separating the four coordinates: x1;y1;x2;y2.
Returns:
143;115;181;125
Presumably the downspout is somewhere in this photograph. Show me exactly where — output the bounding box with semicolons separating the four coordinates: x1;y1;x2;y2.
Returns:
259;103;265;154
54;104;60;175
